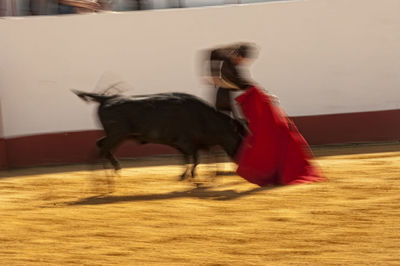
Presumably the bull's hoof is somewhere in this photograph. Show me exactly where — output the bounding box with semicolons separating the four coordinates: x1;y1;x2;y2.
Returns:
113;164;122;171
179;171;189;181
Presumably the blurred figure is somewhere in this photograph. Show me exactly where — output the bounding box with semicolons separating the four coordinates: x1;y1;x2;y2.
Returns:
202;42;258;117
132;0;146;10
200;42;324;186
29;0;55;15
112;0;148;11
168;0;183;8
58;0;111;14
200;42;257;174
0;0;14;16
0;0;56;16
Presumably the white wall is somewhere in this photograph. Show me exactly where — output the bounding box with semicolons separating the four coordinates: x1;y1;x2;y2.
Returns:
1;0;399;138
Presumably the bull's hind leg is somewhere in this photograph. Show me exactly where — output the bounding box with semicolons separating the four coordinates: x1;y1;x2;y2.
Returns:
97;136;122;171
105;152;121;171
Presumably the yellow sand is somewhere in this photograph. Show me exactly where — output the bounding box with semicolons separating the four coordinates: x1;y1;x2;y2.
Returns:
0;142;399;265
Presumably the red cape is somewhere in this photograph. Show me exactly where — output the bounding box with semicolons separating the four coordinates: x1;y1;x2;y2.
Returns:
235;87;324;186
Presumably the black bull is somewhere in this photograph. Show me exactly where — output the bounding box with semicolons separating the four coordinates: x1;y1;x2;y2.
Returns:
74;91;246;179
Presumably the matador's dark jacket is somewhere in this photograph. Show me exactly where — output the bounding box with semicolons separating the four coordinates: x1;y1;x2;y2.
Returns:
209;44;253;90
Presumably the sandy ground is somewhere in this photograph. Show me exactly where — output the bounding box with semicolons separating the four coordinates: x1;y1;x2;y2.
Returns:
0;142;399;265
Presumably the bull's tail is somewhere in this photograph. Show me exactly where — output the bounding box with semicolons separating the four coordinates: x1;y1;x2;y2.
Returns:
72;90;116;104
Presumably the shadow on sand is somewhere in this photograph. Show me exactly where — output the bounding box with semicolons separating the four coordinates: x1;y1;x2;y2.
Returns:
68;185;277;206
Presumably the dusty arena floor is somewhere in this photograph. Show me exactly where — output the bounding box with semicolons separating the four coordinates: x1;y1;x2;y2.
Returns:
0;142;399;265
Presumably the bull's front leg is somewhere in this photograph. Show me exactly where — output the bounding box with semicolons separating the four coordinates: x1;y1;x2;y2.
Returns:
190;151;199;178
180;154;191;180
105;152;121;171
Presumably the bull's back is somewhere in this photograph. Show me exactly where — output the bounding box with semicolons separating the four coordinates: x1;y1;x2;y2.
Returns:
98;92;235;145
